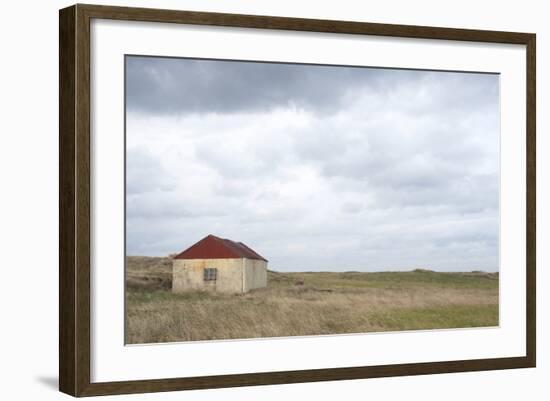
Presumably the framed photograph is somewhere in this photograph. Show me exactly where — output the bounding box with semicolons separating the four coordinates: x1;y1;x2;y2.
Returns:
59;4;536;397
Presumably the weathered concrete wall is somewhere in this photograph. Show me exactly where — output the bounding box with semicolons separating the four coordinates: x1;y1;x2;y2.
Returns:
172;258;268;293
172;258;243;293
243;259;268;292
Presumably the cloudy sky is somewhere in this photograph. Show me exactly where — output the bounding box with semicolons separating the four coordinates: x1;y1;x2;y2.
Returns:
125;56;500;272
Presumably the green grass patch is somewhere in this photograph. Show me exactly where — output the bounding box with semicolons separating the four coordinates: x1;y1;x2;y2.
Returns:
368;304;499;331
274;270;499;291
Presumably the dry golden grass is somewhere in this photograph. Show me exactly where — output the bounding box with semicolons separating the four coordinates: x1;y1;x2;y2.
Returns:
125;257;499;344
126;256;172;290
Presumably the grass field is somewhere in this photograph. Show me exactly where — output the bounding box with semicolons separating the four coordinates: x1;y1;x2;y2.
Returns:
125;256;499;344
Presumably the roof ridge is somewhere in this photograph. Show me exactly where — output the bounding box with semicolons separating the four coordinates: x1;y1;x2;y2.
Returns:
174;235;268;262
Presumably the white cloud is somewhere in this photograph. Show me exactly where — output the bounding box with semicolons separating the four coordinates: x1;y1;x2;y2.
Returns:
126;58;499;272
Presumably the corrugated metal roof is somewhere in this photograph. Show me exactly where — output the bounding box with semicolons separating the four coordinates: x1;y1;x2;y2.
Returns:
174;235;268;262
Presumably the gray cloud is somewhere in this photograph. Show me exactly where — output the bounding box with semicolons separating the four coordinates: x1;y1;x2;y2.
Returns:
126;56;379;114
125;56;499;272
127;56;497;116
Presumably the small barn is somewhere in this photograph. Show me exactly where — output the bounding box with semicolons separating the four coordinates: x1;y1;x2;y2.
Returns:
172;234;268;294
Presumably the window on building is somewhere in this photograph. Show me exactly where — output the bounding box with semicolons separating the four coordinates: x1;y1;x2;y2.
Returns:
204;268;217;281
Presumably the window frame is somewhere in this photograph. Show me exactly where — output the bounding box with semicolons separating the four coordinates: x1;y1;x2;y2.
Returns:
203;267;218;282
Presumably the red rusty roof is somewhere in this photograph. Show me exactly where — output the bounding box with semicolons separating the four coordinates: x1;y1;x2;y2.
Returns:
174;235;268;262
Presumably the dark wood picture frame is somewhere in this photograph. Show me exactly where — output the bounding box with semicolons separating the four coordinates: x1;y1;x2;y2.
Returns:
59;3;536;397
